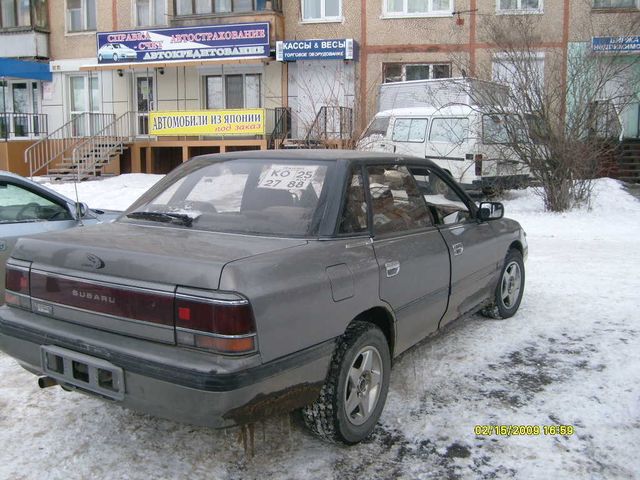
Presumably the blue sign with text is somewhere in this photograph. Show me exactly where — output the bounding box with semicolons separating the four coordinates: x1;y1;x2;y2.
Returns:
592;36;640;54
276;39;355;62
96;22;270;64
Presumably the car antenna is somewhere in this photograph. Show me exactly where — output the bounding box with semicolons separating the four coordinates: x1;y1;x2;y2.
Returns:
73;174;84;227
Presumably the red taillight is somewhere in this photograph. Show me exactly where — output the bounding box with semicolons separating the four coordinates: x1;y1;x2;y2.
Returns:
475;154;483;176
5;263;31;308
175;293;257;355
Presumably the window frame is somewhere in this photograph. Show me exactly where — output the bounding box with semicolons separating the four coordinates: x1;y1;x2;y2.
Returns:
495;0;544;14
383;62;452;83
428;116;471;144
134;0;167;27
408;165;477;226
392;117;429;143
301;0;343;23
204;73;262;110
0;0;34;28
592;0;638;10
66;0;96;33
364;162;437;239
336;164;371;237
174;0;271;15
382;0;454;19
0;180;73;224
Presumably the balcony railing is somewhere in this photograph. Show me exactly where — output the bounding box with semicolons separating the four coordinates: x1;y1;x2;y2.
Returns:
0;112;48;140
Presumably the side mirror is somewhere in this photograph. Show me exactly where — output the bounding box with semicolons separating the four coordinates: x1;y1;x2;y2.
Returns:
478;202;504;221
76;202;89;218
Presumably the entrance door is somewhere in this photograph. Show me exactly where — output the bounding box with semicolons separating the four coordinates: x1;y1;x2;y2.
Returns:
69;75;100;137
0;81;41;139
136;75;154;135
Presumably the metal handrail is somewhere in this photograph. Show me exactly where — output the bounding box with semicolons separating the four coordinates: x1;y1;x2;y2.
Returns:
24;112;114;178
70;111;135;180
0;112;48;140
268;107;291;149
304;106;353;145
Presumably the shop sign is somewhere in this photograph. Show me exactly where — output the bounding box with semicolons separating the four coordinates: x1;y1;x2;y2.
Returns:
96;23;270;64
149;109;266;136
276;39;355;62
592;36;640;54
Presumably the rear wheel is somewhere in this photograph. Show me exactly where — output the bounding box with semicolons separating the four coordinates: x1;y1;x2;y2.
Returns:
302;321;391;444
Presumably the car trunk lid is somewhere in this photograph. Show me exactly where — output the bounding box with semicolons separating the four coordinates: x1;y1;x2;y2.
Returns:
11;222;306;343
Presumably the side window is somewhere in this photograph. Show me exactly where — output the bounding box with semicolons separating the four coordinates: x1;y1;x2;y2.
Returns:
392;118;428;142
339;168;368;234
410;168;471;225
429;117;470;143
0;183;73;224
366;165;433;236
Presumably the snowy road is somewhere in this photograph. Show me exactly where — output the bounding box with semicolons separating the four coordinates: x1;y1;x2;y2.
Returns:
1;177;639;479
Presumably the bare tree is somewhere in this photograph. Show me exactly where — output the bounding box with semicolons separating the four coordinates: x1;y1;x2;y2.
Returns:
447;9;640;211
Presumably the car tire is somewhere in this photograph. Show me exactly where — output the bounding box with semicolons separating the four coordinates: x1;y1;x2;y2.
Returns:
98;53;102;62
112;53;118;62
482;249;525;319
301;321;391;444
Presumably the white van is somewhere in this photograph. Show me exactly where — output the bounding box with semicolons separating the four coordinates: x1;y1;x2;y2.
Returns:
357;105;531;193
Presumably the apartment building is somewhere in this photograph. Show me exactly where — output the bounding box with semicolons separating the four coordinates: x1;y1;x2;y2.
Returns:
0;0;638;177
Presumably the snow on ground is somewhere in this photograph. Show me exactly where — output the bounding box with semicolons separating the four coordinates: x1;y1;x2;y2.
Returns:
1;177;639;479
35;174;164;211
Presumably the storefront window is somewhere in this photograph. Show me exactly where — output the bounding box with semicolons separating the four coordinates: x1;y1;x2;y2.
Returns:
205;74;261;109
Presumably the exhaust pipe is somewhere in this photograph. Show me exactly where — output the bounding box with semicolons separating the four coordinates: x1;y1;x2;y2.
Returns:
38;376;58;389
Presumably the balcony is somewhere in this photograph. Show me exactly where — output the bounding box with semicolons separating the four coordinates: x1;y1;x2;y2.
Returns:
170;0;284;41
0;0;49;58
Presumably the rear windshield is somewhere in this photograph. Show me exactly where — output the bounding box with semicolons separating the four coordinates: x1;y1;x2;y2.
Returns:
482;114;528;145
123;158;333;237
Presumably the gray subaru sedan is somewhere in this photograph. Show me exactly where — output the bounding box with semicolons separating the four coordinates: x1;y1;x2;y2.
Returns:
0;151;527;444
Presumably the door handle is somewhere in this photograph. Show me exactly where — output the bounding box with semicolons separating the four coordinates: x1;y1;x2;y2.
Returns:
385;261;401;278
452;243;464;256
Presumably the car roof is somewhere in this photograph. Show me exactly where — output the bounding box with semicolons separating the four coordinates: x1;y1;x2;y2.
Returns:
192;149;440;169
376;105;477;117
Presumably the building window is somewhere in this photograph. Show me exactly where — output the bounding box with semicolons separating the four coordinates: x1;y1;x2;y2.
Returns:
497;0;543;12
136;0;166;25
176;0;269;14
383;0;453;17
492;53;544;105
593;0;637;7
302;0;341;21
205;74;261;109
1;0;32;27
67;0;96;32
383;63;451;83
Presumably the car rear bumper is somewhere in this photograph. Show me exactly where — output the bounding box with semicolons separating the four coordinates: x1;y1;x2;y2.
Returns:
0;306;333;428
